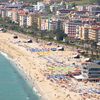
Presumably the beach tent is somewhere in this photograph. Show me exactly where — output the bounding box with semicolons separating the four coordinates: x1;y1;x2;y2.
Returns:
0;28;4;31
73;75;85;80
13;35;18;39
74;54;80;58
27;39;32;43
57;46;64;51
84;58;91;62
47;42;52;45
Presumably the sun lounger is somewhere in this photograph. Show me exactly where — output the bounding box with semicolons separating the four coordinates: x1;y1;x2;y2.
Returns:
51;48;57;51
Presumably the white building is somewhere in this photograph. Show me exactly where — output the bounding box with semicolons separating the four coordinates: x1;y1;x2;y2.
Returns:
33;2;45;11
63;20;81;38
1;9;6;18
86;5;100;15
6;9;12;18
76;5;86;11
81;61;100;80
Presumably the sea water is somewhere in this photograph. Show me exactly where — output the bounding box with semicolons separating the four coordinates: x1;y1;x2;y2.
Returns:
0;53;40;100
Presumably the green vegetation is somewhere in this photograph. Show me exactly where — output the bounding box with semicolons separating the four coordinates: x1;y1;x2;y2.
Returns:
74;0;92;5
89;0;100;4
19;0;42;4
67;0;100;5
0;0;42;4
0;0;100;5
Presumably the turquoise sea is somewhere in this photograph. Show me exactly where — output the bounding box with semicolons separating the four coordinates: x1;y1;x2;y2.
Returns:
0;52;40;100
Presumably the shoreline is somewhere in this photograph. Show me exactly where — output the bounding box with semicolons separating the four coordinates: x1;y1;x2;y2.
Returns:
0;50;45;100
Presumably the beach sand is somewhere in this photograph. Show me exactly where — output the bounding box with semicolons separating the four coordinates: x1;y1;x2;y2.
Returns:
0;31;99;100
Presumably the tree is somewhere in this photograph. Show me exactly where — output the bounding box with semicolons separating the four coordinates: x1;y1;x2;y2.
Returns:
89;0;100;4
71;2;77;8
45;5;51;14
55;29;65;41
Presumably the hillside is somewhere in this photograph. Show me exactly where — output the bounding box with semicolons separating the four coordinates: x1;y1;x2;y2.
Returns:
0;0;42;4
0;0;100;5
71;0;100;5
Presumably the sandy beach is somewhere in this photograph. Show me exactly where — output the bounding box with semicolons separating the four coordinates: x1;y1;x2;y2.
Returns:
0;31;99;100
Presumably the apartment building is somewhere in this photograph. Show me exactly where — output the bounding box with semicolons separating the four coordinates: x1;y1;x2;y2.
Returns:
64;20;81;38
86;5;100;15
6;9;12;18
18;10;28;27
88;26;100;42
18;10;38;27
81;61;100;80
48;20;62;31
1;9;6;18
11;8;18;23
79;24;89;40
40;16;49;30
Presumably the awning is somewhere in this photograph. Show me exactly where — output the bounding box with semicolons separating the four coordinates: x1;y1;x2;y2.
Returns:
84;58;91;62
97;42;100;46
73;75;85;80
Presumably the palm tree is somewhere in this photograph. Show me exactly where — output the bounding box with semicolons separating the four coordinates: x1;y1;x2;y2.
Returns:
95;49;99;58
90;41;97;59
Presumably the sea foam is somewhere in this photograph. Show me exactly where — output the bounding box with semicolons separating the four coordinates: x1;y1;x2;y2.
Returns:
0;51;9;59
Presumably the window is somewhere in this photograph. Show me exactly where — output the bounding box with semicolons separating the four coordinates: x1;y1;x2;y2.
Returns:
83;67;88;69
89;72;100;74
83;71;87;73
89;75;100;78
89;68;100;71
